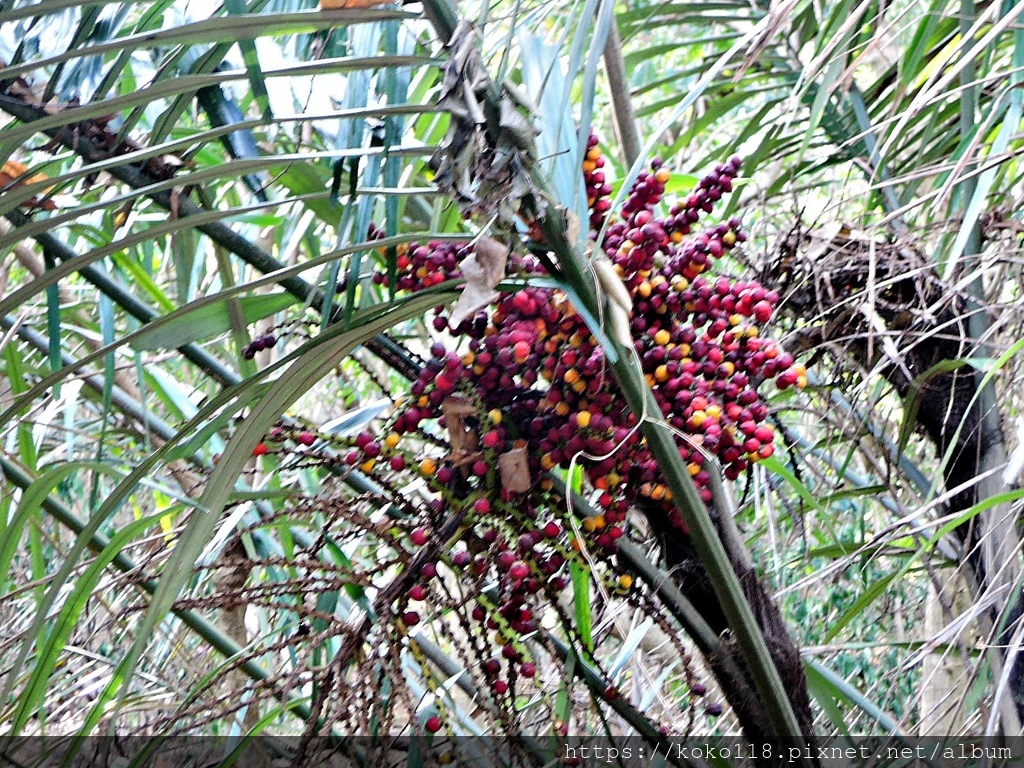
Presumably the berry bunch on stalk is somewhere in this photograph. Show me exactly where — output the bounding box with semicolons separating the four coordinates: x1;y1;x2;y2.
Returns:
254;134;805;713
362;136;805;528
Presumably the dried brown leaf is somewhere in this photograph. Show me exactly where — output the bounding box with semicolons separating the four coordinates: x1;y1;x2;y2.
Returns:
498;447;531;494
448;236;509;327
441;396;479;461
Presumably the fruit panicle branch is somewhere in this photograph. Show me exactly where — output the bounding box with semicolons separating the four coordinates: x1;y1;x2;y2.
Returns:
248;129;812;747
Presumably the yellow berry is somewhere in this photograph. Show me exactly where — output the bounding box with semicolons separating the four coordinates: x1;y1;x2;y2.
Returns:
419;457;438;476
654;168;671;184
384;432;401;450
654;329;671;346
488;408;503;424
617;574;633;592
655;364;669;382
360;459;376;473
577;411;591;429
687;462;701;476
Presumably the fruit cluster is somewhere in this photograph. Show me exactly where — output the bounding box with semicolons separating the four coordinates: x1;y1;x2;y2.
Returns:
255;135;805;721
371;240;464;292
357;142;805;527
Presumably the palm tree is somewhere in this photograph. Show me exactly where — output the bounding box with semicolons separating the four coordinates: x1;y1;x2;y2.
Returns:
1;0;1022;761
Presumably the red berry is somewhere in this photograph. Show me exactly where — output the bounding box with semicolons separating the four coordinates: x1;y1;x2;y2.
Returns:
752;300;772;323
297;431;316;446
543;521;561;538
409;584;427;601
481;430;501;449
494;680;508;694
390;455;406;471
474;498;492;514
403;611;420;626
425;715;442;733
520;662;536;678
509;562;529;580
251;442;268;457
411;528;428;546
